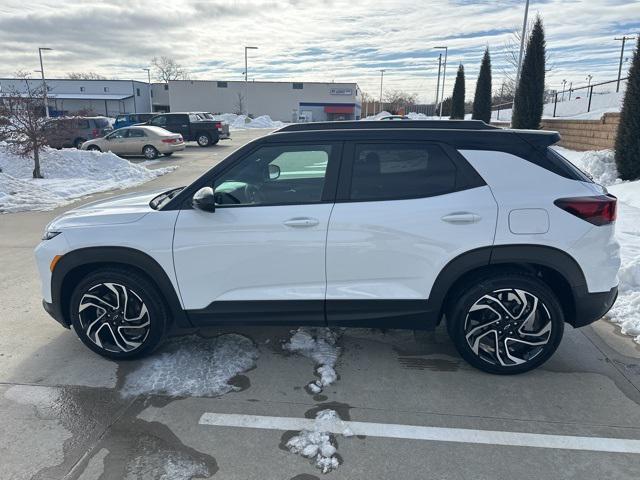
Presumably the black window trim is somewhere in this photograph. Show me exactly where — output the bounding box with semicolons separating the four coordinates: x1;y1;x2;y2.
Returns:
178;140;344;210
335;140;484;203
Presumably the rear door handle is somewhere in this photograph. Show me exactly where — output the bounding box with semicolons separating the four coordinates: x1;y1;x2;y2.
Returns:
283;217;320;228
441;212;481;224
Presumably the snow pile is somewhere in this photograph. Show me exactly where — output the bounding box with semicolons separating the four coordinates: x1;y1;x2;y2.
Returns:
286;409;353;474
211;113;284;130
552;147;621;187
283;328;340;394
0;146;175;213
122;334;259;397
559;148;640;344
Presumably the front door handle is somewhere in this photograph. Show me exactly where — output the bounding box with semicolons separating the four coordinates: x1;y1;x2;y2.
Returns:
441;212;481;224
283;217;320;228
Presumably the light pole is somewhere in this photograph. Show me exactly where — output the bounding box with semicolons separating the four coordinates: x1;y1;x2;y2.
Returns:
379;69;385;114
435;53;442;116
38;47;52;118
434;46;448;118
244;46;258;116
585;74;592;89
615;35;635;92
515;0;530;89
561;79;567;101
143;68;152;112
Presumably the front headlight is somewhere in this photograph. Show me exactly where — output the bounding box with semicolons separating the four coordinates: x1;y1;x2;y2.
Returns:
42;230;62;240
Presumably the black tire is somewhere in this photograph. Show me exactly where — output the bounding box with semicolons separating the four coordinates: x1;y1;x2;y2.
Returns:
196;132;211;147
210;135;219;145
69;267;168;360
445;271;564;374
88;145;101;152
74;138;86;149
142;144;159;159
164;152;173;157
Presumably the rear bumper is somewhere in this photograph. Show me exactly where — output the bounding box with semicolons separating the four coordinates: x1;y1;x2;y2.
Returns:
43;299;70;329
570;285;618;328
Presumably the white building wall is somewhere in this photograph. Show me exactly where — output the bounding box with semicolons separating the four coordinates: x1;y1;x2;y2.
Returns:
166;80;361;122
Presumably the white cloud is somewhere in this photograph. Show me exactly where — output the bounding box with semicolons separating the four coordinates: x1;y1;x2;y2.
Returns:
0;0;637;102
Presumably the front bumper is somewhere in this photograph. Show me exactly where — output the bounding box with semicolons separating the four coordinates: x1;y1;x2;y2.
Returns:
570;285;618;328
42;299;70;329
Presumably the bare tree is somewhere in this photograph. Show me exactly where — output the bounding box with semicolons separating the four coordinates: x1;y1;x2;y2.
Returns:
151;56;190;84
233;92;245;115
384;90;418;114
66;72;107;80
0;73;50;178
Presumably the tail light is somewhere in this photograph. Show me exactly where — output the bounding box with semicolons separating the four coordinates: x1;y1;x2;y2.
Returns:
554;195;617;226
162;137;181;144
92;128;100;138
214;121;222;131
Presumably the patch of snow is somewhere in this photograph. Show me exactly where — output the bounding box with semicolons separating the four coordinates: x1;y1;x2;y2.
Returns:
286;409;353;474
0;146;175;213
283;328;341;394
555;148;640;344
210;113;285;130
552;147;621;187
122;334;258;398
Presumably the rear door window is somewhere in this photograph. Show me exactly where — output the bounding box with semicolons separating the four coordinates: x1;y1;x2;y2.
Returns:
349;143;457;201
149;115;167;127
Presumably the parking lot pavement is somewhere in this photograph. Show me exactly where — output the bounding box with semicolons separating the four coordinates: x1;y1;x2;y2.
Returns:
1;128;640;479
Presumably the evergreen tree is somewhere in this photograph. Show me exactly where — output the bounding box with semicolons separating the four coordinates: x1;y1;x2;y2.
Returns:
450;64;466;119
472;48;492;123
511;16;546;129
615;37;640;180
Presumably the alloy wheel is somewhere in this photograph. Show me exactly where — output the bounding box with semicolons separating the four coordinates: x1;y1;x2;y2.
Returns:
143;146;157;159
464;288;552;367
78;282;151;353
198;134;210;146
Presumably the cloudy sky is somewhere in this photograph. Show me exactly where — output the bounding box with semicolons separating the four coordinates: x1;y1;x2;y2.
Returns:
0;0;638;102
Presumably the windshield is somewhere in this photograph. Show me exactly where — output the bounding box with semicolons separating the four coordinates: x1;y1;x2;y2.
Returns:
150;186;184;210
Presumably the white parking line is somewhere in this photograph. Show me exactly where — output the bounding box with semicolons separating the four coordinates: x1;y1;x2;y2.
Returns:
199;412;640;454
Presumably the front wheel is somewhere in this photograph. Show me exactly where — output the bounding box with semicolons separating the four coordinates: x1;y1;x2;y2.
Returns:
446;272;564;374
69;268;168;359
88;145;101;152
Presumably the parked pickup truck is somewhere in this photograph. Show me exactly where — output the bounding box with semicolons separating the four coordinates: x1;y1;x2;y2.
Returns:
145;112;230;147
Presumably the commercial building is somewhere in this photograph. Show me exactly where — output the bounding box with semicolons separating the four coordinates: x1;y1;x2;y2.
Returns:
154;80;361;122
0;78;152;117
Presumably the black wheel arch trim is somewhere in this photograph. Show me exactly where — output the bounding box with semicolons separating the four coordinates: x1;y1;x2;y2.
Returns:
50;246;189;329
428;244;589;326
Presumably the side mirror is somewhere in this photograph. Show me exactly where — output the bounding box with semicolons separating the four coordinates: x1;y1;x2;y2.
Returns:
192;187;216;212
268;164;281;180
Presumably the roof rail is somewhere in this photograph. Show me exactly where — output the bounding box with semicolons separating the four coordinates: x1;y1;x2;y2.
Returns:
277;119;500;132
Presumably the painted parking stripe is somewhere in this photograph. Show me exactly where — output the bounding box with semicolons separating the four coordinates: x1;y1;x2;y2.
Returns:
199;412;640;454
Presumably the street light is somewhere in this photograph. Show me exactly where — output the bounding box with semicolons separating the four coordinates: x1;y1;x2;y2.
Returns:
615;35;636;92
244;46;258;116
561;79;567;101
515;0;530;89
379;69;385;114
585;74;592;89
38;47;52;118
435;53;442;115
143;68;152;112
434;46;448;118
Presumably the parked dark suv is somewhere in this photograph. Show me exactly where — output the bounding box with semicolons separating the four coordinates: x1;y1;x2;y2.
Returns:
145;112;230;147
44;116;113;149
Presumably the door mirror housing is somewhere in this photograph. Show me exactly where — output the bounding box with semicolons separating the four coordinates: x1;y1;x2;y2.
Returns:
268;164;281;180
192;187;216;212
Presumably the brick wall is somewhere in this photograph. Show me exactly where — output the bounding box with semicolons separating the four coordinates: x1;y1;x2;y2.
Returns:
492;113;620;151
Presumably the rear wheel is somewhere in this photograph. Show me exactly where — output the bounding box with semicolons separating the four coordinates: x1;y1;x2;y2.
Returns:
142;145;159;159
196;133;211;147
69;268;168;359
74;138;86;149
446;272;564;374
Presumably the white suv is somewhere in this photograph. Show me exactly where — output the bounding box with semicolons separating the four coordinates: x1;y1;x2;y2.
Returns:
35;120;620;374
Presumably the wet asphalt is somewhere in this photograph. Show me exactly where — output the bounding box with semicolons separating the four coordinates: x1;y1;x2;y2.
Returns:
1;129;640;479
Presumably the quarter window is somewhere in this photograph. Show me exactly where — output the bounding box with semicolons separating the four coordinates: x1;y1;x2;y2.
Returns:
349;143;456;201
213;145;332;206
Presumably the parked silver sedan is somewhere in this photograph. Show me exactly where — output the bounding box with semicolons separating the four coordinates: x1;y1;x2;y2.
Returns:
81;125;185;159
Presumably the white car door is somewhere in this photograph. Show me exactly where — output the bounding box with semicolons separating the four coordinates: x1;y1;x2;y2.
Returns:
173;142;341;325
325;141;498;326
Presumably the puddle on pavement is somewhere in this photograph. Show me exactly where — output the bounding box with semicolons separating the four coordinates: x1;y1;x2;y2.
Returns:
290;475;321;480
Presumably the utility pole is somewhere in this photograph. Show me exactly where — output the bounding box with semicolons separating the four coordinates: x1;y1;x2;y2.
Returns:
435;54;442;116
143;68;152;112
244;46;258;116
615;35;635;92
515;0;530;89
38;47;52;118
434;46;448;118
379;69;385;114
